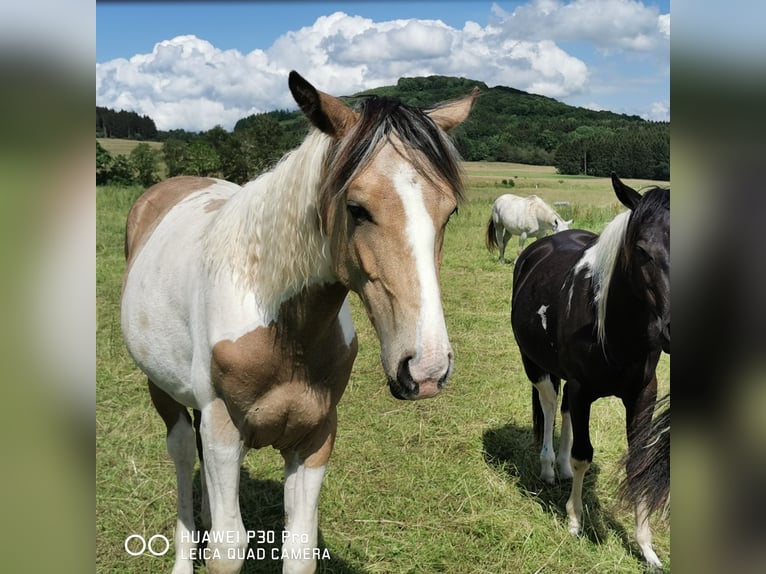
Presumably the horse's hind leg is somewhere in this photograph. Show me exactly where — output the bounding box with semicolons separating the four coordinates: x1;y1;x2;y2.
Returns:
564;379;593;537
533;375;559;484
624;375;662;568
557;383;573;479
498;228;510;263
147;381;197;574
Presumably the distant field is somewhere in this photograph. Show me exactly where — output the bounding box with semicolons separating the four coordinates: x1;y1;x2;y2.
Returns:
462;162;668;211
97;138;163;156
97;161;670;572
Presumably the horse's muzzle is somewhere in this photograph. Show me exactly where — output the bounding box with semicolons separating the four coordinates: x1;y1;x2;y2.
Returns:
388;356;450;400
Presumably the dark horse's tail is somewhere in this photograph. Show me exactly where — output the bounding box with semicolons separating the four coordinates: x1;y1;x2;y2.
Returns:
486;216;499;252
620;393;670;514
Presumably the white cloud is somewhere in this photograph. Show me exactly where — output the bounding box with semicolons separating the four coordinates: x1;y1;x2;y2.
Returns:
96;3;669;131
492;0;669;52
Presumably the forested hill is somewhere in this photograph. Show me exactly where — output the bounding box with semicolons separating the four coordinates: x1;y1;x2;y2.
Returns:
341;76;667;178
97;75;669;180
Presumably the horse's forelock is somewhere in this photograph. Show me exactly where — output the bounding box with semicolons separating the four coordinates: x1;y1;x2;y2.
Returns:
320;96;464;215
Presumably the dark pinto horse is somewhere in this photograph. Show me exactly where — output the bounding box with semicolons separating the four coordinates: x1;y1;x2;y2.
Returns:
510;174;670;568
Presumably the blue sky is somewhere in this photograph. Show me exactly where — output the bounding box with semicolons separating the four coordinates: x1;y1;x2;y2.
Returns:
96;1;670;131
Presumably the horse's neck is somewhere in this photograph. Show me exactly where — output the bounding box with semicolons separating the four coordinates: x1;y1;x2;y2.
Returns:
603;263;652;352
204;131;336;317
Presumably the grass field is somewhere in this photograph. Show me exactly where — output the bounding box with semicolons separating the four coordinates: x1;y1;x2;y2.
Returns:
97;138;164;156
97;164;669;573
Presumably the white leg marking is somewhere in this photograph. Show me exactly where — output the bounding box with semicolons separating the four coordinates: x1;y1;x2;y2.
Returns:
636;500;662;568
199;458;211;530
566;458;591;536
282;454;326;574
535;377;558;484
557;411;573;479
200;401;248;574
167;417;197;574
393;164;451;380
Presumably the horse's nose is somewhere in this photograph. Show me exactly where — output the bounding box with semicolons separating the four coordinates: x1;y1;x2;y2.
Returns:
389;354;451;400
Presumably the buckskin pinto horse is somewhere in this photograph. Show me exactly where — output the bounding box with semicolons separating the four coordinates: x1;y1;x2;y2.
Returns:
121;72;478;574
486;193;572;264
510;174;670;567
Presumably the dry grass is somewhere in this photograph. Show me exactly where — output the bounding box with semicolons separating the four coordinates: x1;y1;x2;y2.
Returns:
96;165;670;573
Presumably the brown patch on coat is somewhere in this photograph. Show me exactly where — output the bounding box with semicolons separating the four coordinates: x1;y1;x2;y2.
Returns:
124;176;216;267
204;198;226;213
210;283;357;467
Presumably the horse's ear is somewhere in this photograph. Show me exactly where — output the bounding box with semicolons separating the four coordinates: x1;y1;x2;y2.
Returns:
426;86;480;133
611;172;642;210
289;71;358;138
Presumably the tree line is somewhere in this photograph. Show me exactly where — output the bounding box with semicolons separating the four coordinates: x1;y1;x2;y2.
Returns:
96;75;669;185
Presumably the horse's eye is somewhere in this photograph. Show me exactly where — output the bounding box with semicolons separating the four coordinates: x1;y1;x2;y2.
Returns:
635;245;653;264
348;203;373;224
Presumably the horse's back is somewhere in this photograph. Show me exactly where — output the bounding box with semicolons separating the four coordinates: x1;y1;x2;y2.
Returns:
494;194;535;231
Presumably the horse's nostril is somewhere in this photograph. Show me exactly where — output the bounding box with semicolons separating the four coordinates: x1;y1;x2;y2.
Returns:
396;356;416;389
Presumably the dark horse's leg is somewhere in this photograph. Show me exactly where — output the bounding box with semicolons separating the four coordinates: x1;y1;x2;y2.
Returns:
623;374;662;568
558;383;574;479
147;380;197;574
564;379;594;537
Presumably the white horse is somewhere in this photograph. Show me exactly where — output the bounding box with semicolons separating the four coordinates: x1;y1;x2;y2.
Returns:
486;194;572;263
121;71;478;574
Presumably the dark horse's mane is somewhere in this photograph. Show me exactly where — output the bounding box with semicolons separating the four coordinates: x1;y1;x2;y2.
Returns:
625;186;670;255
618;185;670;516
321;96;465;211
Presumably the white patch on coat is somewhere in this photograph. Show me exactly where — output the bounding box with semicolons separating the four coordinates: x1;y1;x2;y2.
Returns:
338;296;356;347
537;304;549;331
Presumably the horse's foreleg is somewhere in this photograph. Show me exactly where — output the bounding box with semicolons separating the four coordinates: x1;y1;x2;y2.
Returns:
193;408;211;530
280;410;337;574
199;398;247;574
515;232;528;264
148;381;197;574
564;380;593;537
625;375;662;568
534;376;558;484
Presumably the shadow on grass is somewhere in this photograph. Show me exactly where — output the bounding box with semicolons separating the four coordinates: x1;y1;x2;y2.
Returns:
189;469;366;574
482;421;633;552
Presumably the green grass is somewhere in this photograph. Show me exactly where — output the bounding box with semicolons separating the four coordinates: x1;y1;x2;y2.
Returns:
97;167;669;573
